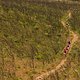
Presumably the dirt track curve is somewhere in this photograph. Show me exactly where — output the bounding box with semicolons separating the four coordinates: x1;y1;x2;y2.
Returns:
35;11;78;80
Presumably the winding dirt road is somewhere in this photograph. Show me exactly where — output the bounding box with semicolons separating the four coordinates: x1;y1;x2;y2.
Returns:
35;11;78;80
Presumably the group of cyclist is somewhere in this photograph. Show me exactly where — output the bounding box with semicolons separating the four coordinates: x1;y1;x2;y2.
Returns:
64;41;71;56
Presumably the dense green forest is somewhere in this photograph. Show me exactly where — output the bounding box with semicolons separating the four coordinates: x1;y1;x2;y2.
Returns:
0;0;80;80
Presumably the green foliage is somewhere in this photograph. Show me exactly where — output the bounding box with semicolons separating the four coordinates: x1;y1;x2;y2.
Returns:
0;0;80;80
69;10;80;34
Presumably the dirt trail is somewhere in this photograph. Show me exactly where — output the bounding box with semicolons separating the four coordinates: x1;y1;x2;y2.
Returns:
35;11;78;80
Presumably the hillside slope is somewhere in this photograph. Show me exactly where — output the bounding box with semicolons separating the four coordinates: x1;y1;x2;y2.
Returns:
0;0;80;80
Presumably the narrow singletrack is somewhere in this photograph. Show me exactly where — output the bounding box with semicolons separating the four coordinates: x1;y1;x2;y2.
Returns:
35;11;78;80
